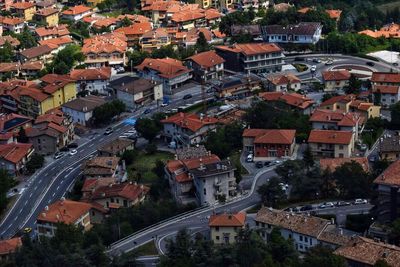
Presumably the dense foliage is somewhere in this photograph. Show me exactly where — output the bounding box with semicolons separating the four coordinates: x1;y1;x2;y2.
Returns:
92;100;126;125
0;169;16;214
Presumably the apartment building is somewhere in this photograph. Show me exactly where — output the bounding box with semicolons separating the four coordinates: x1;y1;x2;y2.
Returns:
372;72;400;106
139;28;171;52
0;143;34;175
209;212;246;245
115;22;152;46
1;17;24;34
322;70;351;92
10;2;36;20
34;7;59;26
259;92;315;115
261;22;322;44
308;129;354;158
215;43;285;74
70;67;111;95
186;50;225;82
61;5;92;21
61;95;106;126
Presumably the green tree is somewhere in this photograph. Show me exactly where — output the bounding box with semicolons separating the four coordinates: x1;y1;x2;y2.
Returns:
302;145;314;168
46;45;84;75
121;150;137;165
26;154;45;174
120;16;133;27
257;176;286;208
135;118;162;142
0;169;16;212
374;259;391;267
159;229;193;267
267;228;299;266
17;26;37;49
389;218;400;245
92;100;126;125
345;74;362;94
195;32;209;52
301;245;346;267
391;102;400;129
204;122;243;159
0;41;14;62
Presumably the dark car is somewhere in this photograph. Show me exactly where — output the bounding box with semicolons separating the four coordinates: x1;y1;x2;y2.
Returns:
183;94;192;100
143;108;151;114
264;161;272;167
60;147;69;152
300;205;313;211
336;201;351;207
255;161;263;168
104;127;113;135
366;61;375;66
67;142;78;148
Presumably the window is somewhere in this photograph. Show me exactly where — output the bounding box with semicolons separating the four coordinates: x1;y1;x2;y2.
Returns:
339;145;343;150
299;245;303;250
216;226;219;231
92;211;95;216
305;237;308;242
111;198;114;203
203;188;206;195
289;234;292;239
299;235;303;241
216;235;220;240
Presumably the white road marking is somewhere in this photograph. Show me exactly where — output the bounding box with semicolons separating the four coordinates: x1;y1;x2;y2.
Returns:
52;192;55;197
56;186;60;190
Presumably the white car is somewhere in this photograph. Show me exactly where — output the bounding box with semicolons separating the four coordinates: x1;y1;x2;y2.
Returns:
246;154;253;162
319;202;335;209
69;149;77;156
54;152;64;159
354;199;368;205
310;65;317;72
160;103;169;107
325;60;333;65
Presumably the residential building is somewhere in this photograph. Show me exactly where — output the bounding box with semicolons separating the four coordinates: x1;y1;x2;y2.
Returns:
0;113;33;134
83;156;121;179
70;67;111;95
334;237;400;267
266;73;301;91
0;35;20;48
0;0;12;11
319;157;370;173
35;0;57;9
136;58;192;94
349;100;381;120
84;182;149;209
19;44;55;62
1;17;25;34
36;199;102;238
359;23;400;39
35;24;70;41
186;50;225;82
308;129;354;158
325;9;342;21
98;138;135;157
38;36;74;53
259;92;315;115
215;43;285;74
139;28;171;52
34;7;59;26
61;5;92;21
261;22;322;44
215;73;262;98
115;22;152;46
0;62;19;79
255;207;348;252
82;32;127;68
372;72;400;106
161;112;219;146
39;74;77;109
273;2;293;12
242;128;296;159
10;2;36;21
0;143;34;175
170;9;206;30
378;132;400;161
175;28;218;48
111;76;163;110
209;212;246;244
92;17;118;31
322;70;351;91
0;237;22;261
20;61;44;78
231;25;261;38
81;177;115;199
61;95;106;126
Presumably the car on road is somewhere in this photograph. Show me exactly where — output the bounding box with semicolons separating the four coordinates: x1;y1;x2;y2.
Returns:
274;160;282;164
60;147;69;152
312;58;321;63
183;94;193;100
115;66;125;74
319;202;335;209
366;61;375;66
67;142;78;148
119;135;129;139
246;154;253;162
69;149;77;156
160;103;169;107
393;62;399;66
354;198;368;205
300;205;313;211
336;201;351;207
310;65;317;72
255;161;263;168
264;161;272;167
325;60;333;65
369;156;377;162
23;227;32;234
54;152;64;159
104;127;113;135
143;108;151;114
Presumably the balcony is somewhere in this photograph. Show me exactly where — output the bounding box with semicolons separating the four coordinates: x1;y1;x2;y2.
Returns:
214;189;223;196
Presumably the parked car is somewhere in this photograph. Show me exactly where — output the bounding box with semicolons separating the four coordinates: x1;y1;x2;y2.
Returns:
310;65;317;72
366;61;375;66
255;161;263;168
104;127;113;135
60;147;69;152
300;205;313;211
319;202;335;209
54;152;64;159
67;142;78;148
183;94;192;100
313;58;321;63
325;60;333;65
360;144;368;151
336;201;351;207
264;161;272;167
69;149;77;156
246;154;253;162
160;102;169;107
143;108;151;114
354;198;368;205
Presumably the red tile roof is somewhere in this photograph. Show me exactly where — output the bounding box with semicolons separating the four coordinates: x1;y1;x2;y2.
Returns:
91;182;149;201
35;24;70;38
0;237;22;256
115;22;152;36
38;36;73;48
82;32;127;54
372;72;400;83
320;157;369;172
374;159;400;186
187;50;225;68
0;143;33;164
243;128;296;145
325;9;342;19
204;8;221;20
209;212;246;227
319;94;355;107
70;67;111;81
161;112;218;132
11;2;35;9
374;85;400;94
259;92;314;110
35;7;59;16
2;17;24;25
322;70;351;81
216;43;282;56
308;130;353;145
81;177;115;193
37;199;92;224
171;9;205;22
310;109;360;127
267;73;301;85
62;5;91;15
136;58;191;79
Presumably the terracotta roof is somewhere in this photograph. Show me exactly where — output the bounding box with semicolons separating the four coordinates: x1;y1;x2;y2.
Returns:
372;72;400;83
81;177;115;193
38;36;73;48
187;50;225;68
374;159;400;187
161;112;218;132
322;70;351;81
308;130;353;145
171;9;205;22
267;73;301;85
116;14;150;23
62;5;91;15
115;22;152;36
0;143;32;164
297;7;311;14
35;7;59;16
216;43;282;56
136;58;191;79
0;36;20;47
273;2;293;12
242;128;296;145
142;0;179;11
255;207;329;237
70;67;111;81
0;62;19;73
374;85;400;94
310;109;360;127
98;138;134;155
0;237;22;256
35;112;64;126
317;227;351;246
0;113;32;132
334;237;400;266
260;92;315;110
35;25;70;37
209;212;246;227
84;156;119;176
40;74;75;94
82;32;127;54
62;95;106;112
19;86;50;102
319;94;355;107
37;199;92;224
320;157;369;172
204;8;221;20
93;17;118;28
359;23;400;39
141;27;168;39
90;182;149;201
11;2;35;9
20;44;55;60
21;61;43;71
1;17;24;25
325;9;342;19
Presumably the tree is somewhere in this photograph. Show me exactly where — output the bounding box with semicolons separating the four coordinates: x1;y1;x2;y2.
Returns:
205;122;243;159
17;26;37;49
389;218;400;245
391;102;400;129
267;228;299;266
0;169;16;212
26;154;45;174
120;16;133;27
159;229;193;267
46;45;85;75
302;145;314;168
195;32;209;52
92;100;126;125
374;259;391;267
257;176;286;207
345;74;362;94
121;150;137;165
0;41;14;63
17;127;29;143
135;118;161;142
301;245;346;267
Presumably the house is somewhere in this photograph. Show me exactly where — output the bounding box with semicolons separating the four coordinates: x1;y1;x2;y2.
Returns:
61;5;92;21
111;76;163;110
266;73;301;91
19;44;55;62
261;22;322;44
81;177;115;199
231;25;261;38
0;0;12;11
349;100;381;120
0;143;34;175
161;112;219;146
35;24;70;41
70;67;111;95
83;156;121;179
0;113;33;134
319;94;356;112
0;35;20;48
36;199;103;238
0;237;22;261
371;72;400;106
242;129;296;159
319;157;369;173
209;212;246;245
136;58;192;94
82;32;127;68
325;9;342;21
61;95;106;126
309;109;362;141
115;22;152;46
378;131;400;161
308;129;354;158
98;138;135;157
322;70;351;91
10;2;36;21
20;61;44;78
139;28;171;52
34;7;59;26
186;50;225;82
141;0;179;25
38;36;74;52
0;62;20;80
1;17;25;34
359;23;400;39
215;73;262;98
170;9;206;30
334;237;400;267
176;28;216;48
39;74;77;109
35;0;57;9
85;181;149;209
259;92;315;115
165;149;237;205
92;17;118;31
215;43;285;74
255;207;351;252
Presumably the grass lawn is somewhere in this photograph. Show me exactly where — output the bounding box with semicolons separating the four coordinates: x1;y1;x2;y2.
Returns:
293;63;308;72
378;0;400;12
133;241;159;256
129;151;173;184
101;10;123;17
